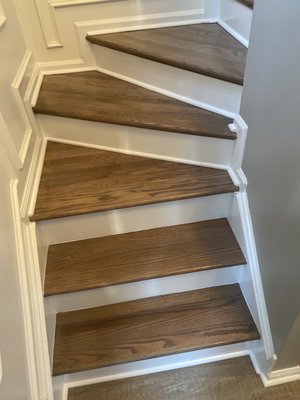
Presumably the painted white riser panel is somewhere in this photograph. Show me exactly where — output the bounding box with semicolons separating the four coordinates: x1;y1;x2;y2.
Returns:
92;46;241;117
37;115;236;168
219;0;253;47
53;342;260;400
37;193;233;246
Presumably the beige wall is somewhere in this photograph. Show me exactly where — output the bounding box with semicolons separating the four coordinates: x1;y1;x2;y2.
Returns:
0;0;35;398
241;0;300;368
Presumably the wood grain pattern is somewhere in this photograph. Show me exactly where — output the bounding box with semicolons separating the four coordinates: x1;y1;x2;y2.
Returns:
68;356;300;400
236;0;254;9
33;71;235;140
53;284;260;375
31;142;238;222
87;23;247;85
45;218;246;296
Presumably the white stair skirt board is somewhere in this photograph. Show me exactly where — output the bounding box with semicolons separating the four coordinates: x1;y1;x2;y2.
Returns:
52;341;261;400
218;0;253;48
37;115;236;169
44;265;245;368
91;47;241;117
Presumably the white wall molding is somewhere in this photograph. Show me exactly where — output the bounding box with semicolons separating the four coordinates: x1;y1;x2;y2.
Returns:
49;0;116;7
20;136;47;219
11;49;33;90
11;181;53;400
33;0;62;48
11;49;37;167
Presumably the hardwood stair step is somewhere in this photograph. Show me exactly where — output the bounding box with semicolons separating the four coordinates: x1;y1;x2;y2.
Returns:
33;71;235;140
45;218;246;296
236;0;254;8
86;23;247;86
30;142;238;222
53;284;260;375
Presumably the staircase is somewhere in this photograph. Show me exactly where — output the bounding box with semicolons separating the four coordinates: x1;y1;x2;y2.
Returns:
31;5;262;398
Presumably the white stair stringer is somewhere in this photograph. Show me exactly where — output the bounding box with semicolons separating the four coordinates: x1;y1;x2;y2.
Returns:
36;115;236;169
91;46;241;117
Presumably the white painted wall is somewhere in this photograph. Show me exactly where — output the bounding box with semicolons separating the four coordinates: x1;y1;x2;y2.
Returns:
241;0;300;369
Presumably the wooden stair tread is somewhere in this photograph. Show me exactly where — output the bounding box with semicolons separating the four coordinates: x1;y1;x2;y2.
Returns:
33;71;235;140
30;142;238;222
86;23;247;85
53;284;260;375
236;0;254;8
45;218;246;296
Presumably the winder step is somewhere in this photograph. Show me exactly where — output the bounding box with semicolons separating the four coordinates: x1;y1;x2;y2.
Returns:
33;71;235;140
44;218;246;296
53;284;260;375
86;23;247;85
30;142;238;222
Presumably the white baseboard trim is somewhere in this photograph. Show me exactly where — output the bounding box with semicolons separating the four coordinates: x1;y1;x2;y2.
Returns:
11;181;53;400
263;365;300;387
58;341;258;400
218;19;249;48
234;191;274;361
78;9;211;36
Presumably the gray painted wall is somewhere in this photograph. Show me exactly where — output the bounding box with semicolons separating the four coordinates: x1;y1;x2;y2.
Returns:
241;0;300;368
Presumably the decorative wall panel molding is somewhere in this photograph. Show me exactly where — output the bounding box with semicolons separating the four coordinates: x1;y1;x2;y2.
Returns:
33;0;62;48
49;0;114;7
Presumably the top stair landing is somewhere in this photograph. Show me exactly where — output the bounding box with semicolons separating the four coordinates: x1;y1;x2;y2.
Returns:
87;23;247;86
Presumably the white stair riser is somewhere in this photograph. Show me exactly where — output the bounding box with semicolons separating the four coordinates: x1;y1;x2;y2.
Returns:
92;46;241;117
219;0;253;47
53;342;259;400
37;115;236;168
36;193;233;247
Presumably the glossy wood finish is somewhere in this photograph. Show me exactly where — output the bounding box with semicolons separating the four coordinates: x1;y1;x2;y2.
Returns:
45;218;246;296
53;284;260;375
31;142;238;222
33;71;235;140
68;356;300;400
87;23;247;85
236;0;254;8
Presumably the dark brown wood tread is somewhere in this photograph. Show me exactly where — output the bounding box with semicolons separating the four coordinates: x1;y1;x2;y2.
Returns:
86;23;247;86
53;284;260;375
236;0;254;8
33;71;235;140
31;142;238;222
45;218;246;296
